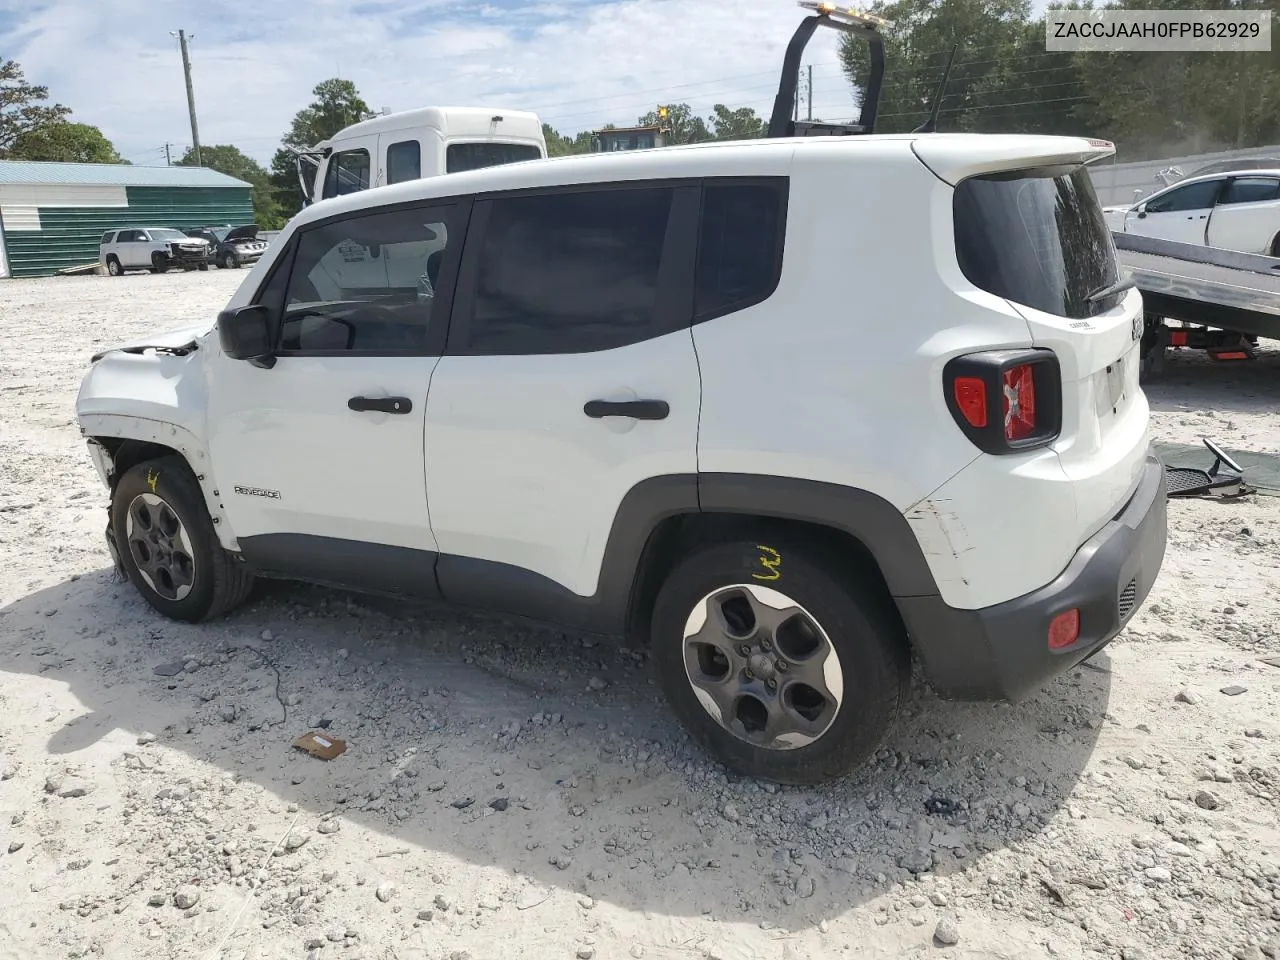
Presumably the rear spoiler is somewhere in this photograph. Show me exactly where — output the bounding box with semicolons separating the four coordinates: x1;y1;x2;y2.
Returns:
911;136;1117;185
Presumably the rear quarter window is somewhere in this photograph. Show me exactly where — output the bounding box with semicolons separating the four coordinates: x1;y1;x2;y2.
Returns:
953;167;1119;320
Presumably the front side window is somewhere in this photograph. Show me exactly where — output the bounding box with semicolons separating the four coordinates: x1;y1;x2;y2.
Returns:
386;140;421;185
1145;179;1221;213
118;230;144;243
280;203;459;354
463;187;673;354
1219;177;1280;205
696;180;787;320
954;166;1119;320
322;149;371;200
445;142;541;174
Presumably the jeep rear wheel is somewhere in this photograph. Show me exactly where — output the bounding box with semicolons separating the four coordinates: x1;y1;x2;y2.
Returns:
106;256;123;277
111;456;254;622
650;535;909;785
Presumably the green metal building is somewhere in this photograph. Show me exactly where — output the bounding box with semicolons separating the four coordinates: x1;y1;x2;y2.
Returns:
0;160;253;278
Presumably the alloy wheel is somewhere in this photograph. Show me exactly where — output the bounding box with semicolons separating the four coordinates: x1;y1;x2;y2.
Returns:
125;492;196;601
682;584;844;750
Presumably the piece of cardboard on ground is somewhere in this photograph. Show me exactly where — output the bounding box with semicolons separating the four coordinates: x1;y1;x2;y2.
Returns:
293;730;347;760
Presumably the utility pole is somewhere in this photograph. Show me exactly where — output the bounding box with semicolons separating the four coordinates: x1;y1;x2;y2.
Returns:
172;29;202;167
807;64;814;121
164;143;172;166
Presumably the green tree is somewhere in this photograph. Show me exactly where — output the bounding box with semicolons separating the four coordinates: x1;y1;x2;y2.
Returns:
178;144;282;229
0;59;70;157
543;123;596;156
638;103;711;145
838;0;1050;134
269;78;374;221
10;121;124;163
708;104;766;140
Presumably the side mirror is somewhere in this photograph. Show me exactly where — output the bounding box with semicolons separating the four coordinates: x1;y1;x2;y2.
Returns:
1135;203;1147;218
217;305;276;368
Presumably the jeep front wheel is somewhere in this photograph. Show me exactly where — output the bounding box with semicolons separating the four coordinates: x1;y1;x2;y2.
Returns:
111;456;253;622
650;535;909;785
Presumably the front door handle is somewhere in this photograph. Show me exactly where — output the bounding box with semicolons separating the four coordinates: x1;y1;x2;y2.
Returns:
583;399;669;420
348;396;413;414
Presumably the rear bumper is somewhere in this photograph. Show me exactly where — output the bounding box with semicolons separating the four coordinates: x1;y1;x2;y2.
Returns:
898;452;1167;701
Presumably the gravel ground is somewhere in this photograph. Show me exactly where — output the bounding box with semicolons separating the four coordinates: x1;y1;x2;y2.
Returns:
1;271;1279;960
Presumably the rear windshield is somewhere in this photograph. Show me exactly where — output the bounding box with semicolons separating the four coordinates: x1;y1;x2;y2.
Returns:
446;142;542;174
953;167;1119;319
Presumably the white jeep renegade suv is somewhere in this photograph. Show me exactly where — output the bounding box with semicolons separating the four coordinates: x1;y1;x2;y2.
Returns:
76;132;1167;784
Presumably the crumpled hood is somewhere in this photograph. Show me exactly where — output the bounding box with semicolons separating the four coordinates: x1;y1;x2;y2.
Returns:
91;321;213;362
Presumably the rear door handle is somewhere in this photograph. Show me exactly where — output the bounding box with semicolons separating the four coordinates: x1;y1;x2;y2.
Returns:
348;396;413;414
583;399;669;420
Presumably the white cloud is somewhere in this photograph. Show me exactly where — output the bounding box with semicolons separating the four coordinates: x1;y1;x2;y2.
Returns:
1;0;856;166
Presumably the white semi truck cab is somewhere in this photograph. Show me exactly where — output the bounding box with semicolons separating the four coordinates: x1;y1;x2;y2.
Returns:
296;106;547;204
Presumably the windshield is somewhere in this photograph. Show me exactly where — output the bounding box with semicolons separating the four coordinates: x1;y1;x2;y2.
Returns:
205;228;229;241
446;142;542;174
953;166;1119;320
149;228;191;242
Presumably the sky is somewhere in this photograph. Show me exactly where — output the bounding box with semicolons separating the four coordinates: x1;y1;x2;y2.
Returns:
0;0;871;167
2;0;1055;168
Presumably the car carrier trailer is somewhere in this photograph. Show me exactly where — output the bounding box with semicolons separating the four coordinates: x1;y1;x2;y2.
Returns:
1114;231;1280;375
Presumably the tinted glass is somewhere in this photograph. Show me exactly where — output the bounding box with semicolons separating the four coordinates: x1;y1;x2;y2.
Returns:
445;142;541;174
1219;177;1280;205
281;204;458;354
953;167;1119;320
386;140;421;185
1146;179;1220;213
100;231;115;244
118;230;143;242
696;181;786;319
466;187;673;354
322;149;371;200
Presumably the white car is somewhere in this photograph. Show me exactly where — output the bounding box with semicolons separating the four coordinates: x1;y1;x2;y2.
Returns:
100;227;211;276
1103;170;1280;256
75;132;1166;784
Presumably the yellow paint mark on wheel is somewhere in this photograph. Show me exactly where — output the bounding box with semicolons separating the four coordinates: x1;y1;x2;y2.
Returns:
752;545;782;581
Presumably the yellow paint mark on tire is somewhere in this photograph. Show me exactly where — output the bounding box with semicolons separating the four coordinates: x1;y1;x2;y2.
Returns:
752;545;782;581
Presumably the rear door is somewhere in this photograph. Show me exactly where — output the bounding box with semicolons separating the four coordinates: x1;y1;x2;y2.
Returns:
423;181;702;610
1126;178;1223;245
1206;175;1280;254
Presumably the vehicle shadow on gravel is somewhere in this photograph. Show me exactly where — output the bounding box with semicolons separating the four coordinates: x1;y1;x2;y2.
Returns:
2;568;1112;930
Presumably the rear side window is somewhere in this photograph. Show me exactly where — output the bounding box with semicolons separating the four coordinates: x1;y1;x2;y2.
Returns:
954;167;1120;320
462;187;673;354
696;180;787;320
1145;179;1221;213
322;149;371;200
1219;177;1280;205
100;231;115;244
386;140;421;185
446;142;541;174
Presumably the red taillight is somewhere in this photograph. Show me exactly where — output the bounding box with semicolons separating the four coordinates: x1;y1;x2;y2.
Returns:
1047;609;1080;650
1002;364;1037;442
952;377;987;428
1170;330;1188;347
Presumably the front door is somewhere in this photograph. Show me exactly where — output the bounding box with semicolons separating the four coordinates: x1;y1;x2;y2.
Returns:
424;183;702;612
205;197;469;595
117;229;147;267
1126;177;1223;245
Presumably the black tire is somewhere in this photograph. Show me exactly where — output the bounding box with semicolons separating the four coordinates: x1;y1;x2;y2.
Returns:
1270;233;1280;259
106;256;123;277
198;263;209;271
151;252;168;274
111;456;254;622
222;251;238;269
650;533;910;785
